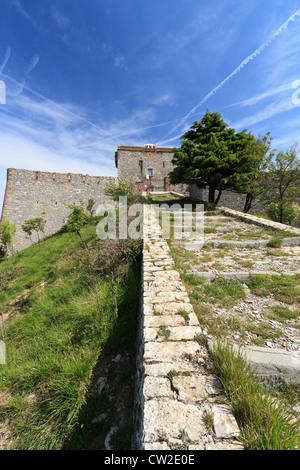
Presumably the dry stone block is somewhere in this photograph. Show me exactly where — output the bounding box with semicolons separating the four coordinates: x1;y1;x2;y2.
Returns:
143;376;173;401
144;341;201;363
144;361;195;377
172;375;223;403
143;399;206;443
144;326;202;342
143;315;186;328
212;404;240;439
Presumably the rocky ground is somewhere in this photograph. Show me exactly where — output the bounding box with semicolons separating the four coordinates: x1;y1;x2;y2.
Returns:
170;210;300;355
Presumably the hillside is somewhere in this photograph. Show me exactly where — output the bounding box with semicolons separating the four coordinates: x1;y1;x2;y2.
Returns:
0;221;141;450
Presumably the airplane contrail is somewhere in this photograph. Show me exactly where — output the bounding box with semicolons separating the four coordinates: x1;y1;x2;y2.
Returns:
163;8;300;139
0;48;11;74
0;71;118;140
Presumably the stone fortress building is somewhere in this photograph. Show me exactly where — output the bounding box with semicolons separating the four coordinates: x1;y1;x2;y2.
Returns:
1;143;287;253
115;144;188;194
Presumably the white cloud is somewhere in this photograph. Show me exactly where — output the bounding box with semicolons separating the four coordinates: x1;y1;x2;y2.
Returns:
0;75;176;208
232;96;295;130
10;0;35;25
151;92;175;107
113;55;127;70
0;48;11;74
226;83;292;109
162;8;300;139
26;54;40;75
50;7;70;30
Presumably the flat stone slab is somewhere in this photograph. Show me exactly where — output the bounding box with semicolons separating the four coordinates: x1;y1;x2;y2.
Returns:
144;361;196;377
219;207;300;235
212;404;240;439
144;341;201;363
187;270;300;280
238;345;300;383
144;325;202;342
143;399;206;443
204;441;244;450
143;376;173;400
172;375;223;402
281;236;300;246
180;238;300;250
208;340;300;385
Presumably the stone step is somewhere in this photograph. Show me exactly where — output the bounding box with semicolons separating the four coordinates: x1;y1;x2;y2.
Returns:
186;270;300;280
208;340;300;386
179;237;300;250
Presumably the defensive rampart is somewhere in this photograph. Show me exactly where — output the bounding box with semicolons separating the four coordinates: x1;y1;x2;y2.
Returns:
1;168;116;253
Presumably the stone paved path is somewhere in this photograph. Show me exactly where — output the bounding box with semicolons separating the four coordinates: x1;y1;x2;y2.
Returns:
133;205;244;450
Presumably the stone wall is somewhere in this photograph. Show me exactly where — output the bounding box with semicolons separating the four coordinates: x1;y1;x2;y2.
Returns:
116;144;188;194
132;205;243;450
1;168;116;253
190;184;300;227
189;185;264;213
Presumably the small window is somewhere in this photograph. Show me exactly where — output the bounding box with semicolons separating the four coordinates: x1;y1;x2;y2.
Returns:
163;161;165;167
148;168;153;176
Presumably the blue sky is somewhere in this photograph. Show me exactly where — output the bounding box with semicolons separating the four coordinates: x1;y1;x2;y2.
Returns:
1;0;300;209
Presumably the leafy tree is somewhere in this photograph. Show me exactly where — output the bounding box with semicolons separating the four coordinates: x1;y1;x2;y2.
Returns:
65;204;89;236
169;110;257;204
233;131;275;213
263;144;300;224
267;201;300;225
21;217;46;246
0;219;16;256
105;177;135;203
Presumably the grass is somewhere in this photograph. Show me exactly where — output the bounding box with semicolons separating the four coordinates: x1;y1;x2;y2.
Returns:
182;275;245;309
246;273;300;304
157;325;171;341
270;306;300;322
208;342;300;450
0;221;142;450
247;322;283;345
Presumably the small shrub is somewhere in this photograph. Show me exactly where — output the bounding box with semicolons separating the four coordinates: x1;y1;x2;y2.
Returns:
208;342;300;450
0;219;17;256
267;237;282;248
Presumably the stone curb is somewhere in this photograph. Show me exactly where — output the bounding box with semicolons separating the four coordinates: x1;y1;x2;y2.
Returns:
132;205;243;451
219;207;300;235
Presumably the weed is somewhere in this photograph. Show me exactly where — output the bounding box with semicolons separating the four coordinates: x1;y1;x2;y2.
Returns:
203;412;214;431
157;325;171;341
208;342;300;450
270;306;300;322
267;238;282;248
246;274;300;304
177;309;189;324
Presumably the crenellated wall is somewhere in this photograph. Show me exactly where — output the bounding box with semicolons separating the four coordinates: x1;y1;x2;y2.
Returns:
1;168;116;253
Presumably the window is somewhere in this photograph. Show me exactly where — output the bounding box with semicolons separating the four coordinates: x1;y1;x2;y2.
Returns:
148;168;153;176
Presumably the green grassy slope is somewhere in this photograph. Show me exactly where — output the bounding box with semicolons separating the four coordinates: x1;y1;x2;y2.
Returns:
0;223;141;450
